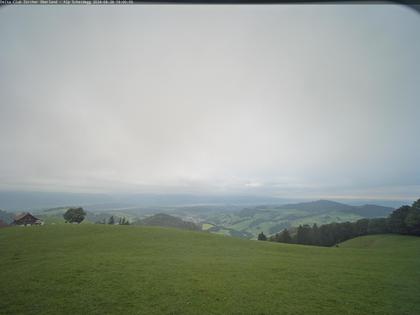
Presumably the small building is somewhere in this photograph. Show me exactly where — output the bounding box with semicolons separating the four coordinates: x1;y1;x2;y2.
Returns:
13;213;43;226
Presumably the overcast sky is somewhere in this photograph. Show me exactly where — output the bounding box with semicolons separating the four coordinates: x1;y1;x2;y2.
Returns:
0;4;419;200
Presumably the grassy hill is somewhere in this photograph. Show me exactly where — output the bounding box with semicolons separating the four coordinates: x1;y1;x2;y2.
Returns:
0;226;419;315
339;234;420;249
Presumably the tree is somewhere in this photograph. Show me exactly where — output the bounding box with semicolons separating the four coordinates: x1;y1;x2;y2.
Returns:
108;216;115;225
120;217;129;225
337;222;356;243
257;232;267;241
354;218;369;236
319;224;335;246
122;217;130;225
405;207;420;236
296;224;312;245
412;199;420;211
310;224;320;245
398;199;420;236
278;229;292;243
388;205;411;234
63;207;86;224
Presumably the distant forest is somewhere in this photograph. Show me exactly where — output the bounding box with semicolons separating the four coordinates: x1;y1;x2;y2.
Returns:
260;199;420;246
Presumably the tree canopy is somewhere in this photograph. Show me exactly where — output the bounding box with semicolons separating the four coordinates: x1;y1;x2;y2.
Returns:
257;232;267;241
63;207;86;224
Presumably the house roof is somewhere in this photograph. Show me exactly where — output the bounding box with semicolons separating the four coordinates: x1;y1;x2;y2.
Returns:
14;212;40;221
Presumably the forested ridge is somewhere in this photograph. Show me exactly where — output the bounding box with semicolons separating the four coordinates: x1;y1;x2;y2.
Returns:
262;199;420;246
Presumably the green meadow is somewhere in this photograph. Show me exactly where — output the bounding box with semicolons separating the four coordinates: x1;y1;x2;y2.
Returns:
0;225;419;315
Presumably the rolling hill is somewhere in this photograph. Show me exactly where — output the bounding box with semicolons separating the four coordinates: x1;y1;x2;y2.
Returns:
275;200;393;217
136;213;200;230
2;200;395;240
0;225;419;315
204;200;394;239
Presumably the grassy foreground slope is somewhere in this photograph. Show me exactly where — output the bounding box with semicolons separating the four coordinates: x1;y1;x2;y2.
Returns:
339;234;420;249
0;226;419;315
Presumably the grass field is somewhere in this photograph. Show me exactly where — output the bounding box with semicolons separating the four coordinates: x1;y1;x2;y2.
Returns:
0;226;419;315
201;223;215;230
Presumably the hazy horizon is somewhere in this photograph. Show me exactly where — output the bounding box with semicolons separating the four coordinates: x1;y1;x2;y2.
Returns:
1;5;419;201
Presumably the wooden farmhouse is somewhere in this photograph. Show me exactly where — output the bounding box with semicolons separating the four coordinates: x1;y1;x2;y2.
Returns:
13;213;43;226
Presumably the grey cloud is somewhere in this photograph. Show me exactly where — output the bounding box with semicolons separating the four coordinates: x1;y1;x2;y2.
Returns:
0;5;419;200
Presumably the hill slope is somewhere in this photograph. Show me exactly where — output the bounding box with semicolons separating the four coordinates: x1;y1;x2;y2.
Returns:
339;234;420;249
277;200;394;217
137;213;200;230
0;226;419;315
205;200;394;238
